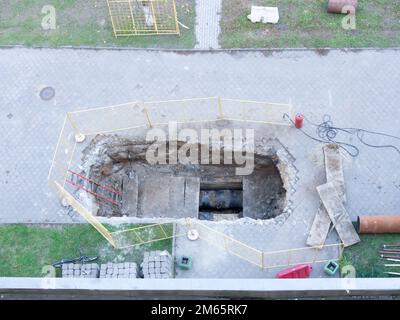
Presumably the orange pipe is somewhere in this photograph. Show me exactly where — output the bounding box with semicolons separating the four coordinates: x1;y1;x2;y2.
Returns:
327;0;358;14
358;216;400;234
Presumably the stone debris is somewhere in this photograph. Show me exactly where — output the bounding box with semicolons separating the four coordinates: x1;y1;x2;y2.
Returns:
99;262;137;279
61;263;99;278
141;251;173;279
247;6;280;24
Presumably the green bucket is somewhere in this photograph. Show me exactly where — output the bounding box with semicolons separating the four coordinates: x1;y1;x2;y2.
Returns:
324;260;339;276
178;256;193;270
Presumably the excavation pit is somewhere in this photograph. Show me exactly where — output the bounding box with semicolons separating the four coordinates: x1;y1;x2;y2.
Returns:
76;135;288;221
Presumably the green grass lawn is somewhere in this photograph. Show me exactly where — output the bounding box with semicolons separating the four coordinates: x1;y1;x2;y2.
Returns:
0;224;173;277
0;0;195;48
340;234;400;278
220;0;400;48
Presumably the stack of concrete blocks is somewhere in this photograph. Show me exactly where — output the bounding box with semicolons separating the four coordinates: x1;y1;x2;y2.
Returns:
61;263;99;278
141;250;173;279
99;262;137;278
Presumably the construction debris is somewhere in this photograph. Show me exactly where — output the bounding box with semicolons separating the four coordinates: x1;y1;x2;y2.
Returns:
317;182;360;247
247;6;279;24
307;144;346;247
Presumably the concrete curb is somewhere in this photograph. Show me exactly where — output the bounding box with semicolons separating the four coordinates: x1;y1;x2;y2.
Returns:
1;278;400;299
0;44;400;53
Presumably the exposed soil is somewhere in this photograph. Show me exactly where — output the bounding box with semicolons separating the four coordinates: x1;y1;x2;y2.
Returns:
77;134;288;220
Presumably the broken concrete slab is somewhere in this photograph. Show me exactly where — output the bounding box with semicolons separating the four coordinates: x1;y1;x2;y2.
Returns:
307;144;346;247
247;6;280;24
121;171;139;216
183;177;200;218
213;213;240;221
139;174;198;218
139;174;172;218
316;182;360;247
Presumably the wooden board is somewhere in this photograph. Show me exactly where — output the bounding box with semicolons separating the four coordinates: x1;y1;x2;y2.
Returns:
307;144;346;247
316;182;360;247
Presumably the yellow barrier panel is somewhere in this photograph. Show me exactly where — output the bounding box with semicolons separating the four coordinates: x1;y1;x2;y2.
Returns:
54;181;116;248
111;223;185;249
186;219;264;268
186;219;343;270
107;0;180;37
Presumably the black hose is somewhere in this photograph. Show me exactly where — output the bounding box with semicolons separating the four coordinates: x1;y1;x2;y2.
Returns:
283;113;400;157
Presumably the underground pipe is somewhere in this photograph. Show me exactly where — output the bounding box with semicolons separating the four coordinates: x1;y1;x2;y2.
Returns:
357;216;400;234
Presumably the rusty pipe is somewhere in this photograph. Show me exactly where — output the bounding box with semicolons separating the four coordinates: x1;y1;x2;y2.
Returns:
327;0;358;14
358;216;400;234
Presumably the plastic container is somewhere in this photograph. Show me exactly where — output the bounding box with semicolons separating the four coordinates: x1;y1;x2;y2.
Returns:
324;260;339;276
276;264;312;278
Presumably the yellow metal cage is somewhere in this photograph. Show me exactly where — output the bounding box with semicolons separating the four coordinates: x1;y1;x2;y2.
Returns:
107;0;180;36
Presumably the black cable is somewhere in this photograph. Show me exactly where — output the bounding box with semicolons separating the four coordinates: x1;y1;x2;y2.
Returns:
283;113;400;157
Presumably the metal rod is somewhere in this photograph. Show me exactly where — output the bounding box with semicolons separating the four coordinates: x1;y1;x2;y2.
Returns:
385;272;400;276
218;97;224;119
385;258;400;262
65;180;120;206
383;244;400;248
66;113;81;135
381;254;400;259
68;169;122;195
127;0;138;35
380;250;400;254
143;107;153;128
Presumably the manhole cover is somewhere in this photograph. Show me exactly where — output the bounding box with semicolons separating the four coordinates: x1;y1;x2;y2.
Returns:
40;86;55;101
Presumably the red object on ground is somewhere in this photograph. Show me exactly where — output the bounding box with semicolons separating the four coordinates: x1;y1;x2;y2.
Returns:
276;264;313;279
295;113;304;129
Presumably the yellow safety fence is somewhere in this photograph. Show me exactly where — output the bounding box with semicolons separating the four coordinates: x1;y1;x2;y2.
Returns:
111;223;186;249
48;97;341;270
48;97;292;188
186;219;344;269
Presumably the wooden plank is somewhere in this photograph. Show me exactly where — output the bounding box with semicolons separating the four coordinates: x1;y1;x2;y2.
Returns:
316;182;360;247
307;144;346;247
306;204;332;247
324;144;346;202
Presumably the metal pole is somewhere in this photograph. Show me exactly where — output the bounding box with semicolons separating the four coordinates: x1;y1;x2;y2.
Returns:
218;97;224;119
143;107;153;128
